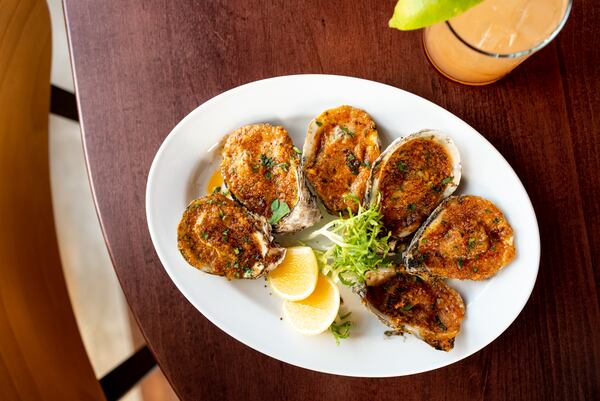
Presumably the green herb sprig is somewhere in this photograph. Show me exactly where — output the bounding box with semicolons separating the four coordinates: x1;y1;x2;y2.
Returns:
329;311;352;345
268;199;290;225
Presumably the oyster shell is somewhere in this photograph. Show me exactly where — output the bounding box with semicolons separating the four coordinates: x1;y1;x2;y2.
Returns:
221;124;321;233
177;193;286;279
404;195;516;280
361;265;465;351
303;105;381;215
366;129;461;238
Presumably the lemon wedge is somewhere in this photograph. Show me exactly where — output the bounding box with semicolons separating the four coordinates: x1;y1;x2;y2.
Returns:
282;274;340;335
268;246;319;301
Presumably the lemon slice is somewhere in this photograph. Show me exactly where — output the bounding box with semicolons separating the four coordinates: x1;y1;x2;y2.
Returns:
389;0;482;31
268;246;319;301
282;274;340;335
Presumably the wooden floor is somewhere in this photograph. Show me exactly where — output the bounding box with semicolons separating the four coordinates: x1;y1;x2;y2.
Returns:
47;1;177;399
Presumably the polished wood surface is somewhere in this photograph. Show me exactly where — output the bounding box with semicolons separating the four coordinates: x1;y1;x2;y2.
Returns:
63;1;599;400
0;1;105;400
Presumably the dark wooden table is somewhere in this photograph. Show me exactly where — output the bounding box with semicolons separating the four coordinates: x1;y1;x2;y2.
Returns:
64;1;599;400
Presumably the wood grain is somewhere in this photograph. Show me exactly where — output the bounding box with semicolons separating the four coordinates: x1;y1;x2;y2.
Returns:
0;1;105;400
63;0;600;400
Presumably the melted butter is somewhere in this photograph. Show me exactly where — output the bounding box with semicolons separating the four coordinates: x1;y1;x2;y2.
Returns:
206;169;224;194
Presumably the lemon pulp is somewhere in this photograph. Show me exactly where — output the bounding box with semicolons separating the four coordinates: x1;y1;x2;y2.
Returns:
268;247;318;301
282;274;340;335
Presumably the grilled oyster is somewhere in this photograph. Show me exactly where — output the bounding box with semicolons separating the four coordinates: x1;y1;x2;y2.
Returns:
221;124;321;233
405;195;515;280
177;193;286;279
362;265;465;351
303;105;381;215
366;129;460;238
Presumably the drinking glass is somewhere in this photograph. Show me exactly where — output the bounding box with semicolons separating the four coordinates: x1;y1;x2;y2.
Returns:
423;0;572;85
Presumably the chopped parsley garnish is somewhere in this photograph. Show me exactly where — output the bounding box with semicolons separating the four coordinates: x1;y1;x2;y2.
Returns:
218;209;226;220
201;231;209;239
397;161;407;172
345;152;361;175
268;199;290;225
457;258;464;269
435;315;447;331
467;237;476;249
293;146;302;155
233;247;241;255
493;217;501;224
343;193;360;204
222;229;229;240
473;267;479;273
329;311;352;345
401;304;414;311
441;176;454;185
252;165;259;173
259;154;276;168
264;171;273;180
340;126;354;137
362;160;371;168
277;162;289;171
315;121;323;127
407;203;417;211
432;176;454;192
212;186;221;194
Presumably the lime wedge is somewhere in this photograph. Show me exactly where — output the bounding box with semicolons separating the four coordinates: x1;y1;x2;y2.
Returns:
389;0;483;31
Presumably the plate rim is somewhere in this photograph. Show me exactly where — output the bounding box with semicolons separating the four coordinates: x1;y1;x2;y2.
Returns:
145;73;540;377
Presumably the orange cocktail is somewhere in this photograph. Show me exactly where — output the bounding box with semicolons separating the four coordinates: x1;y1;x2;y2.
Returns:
423;0;572;85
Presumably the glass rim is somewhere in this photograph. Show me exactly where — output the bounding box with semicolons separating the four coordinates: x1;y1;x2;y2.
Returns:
445;0;573;59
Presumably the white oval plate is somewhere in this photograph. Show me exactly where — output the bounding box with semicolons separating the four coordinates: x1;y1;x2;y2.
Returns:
146;75;539;377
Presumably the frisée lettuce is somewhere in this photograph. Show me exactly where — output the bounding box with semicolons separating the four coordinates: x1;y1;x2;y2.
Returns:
308;195;393;286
